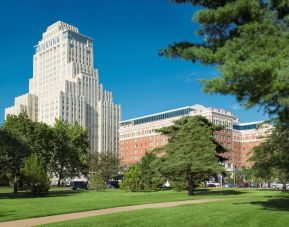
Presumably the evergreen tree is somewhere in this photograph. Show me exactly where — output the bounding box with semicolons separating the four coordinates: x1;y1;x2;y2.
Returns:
23;154;50;195
157;116;225;195
89;171;107;191
139;151;166;190
162;0;289;123
121;164;142;192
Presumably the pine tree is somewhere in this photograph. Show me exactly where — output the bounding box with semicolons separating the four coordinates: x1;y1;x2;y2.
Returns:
157;116;225;195
162;0;289;123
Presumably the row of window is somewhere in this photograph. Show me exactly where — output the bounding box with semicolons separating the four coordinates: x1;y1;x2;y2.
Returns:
121;108;193;126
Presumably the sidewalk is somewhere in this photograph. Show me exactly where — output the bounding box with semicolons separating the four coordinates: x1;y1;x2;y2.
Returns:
0;198;221;227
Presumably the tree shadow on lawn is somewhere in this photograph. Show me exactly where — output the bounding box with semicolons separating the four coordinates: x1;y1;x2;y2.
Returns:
195;189;246;196
0;189;84;199
234;197;289;212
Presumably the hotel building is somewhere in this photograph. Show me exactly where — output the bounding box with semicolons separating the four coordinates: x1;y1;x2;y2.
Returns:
232;122;272;169
119;104;271;170
120;104;238;167
5;21;121;153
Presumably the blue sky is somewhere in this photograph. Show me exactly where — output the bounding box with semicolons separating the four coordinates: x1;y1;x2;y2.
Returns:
0;0;267;123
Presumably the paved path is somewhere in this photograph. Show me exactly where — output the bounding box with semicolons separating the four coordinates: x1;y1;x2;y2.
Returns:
0;198;221;227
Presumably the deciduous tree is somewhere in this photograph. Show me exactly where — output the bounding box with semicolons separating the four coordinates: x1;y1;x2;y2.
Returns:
251;121;289;191
88;152;121;183
51;120;89;186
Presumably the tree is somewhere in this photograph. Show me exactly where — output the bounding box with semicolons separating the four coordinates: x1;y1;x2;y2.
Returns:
51;120;89;186
88;152;121;183
23;154;50;195
28;122;54;173
162;0;289;123
139;151;166;190
1;114;54;191
251;121;289;191
89;171;107;191
0;115;31;193
121;164;142;192
156;116;225;196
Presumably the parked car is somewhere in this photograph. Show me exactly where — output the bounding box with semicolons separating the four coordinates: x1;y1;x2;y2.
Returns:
70;180;88;190
272;182;289;190
107;180;120;189
205;181;220;187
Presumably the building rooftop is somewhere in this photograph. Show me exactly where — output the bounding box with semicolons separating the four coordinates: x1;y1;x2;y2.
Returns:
46;21;79;33
121;106;195;126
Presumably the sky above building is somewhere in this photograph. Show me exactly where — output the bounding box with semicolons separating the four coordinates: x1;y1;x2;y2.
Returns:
0;0;268;123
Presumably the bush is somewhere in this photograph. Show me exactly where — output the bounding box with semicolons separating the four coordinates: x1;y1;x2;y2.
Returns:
89;171;106;191
23;154;50;195
171;181;187;191
121;165;142;192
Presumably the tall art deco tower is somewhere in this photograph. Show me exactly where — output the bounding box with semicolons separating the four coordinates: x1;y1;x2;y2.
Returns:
5;21;121;153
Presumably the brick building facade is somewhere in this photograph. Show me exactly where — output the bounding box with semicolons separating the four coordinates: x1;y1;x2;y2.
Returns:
119;104;238;170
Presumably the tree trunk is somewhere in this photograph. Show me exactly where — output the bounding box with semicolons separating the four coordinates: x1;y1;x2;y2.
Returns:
13;176;18;193
187;172;194;196
282;182;287;192
58;170;63;187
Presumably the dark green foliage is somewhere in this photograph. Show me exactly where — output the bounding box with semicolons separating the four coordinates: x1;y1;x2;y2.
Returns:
89;171;106;191
121;165;142;192
0;114;34;192
51;120;89;186
156;116;225;195
23;154;50;195
163;0;289;123
88;152;121;183
139;152;166;190
0;114;89;193
251;121;289;191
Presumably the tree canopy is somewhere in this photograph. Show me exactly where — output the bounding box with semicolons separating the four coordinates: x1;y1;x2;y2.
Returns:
251;121;289;191
162;0;289;122
0;115;89;192
52;120;89;186
156;116;225;195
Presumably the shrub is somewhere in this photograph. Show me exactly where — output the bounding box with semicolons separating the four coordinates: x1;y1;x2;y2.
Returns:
89;171;106;191
121;165;142;192
23;154;50;195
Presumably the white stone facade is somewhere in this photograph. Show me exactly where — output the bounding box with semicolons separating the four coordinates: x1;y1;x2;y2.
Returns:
5;93;38;121
5;21;121;154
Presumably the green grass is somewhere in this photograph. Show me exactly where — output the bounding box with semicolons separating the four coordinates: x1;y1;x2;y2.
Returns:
41;191;289;227
1;187;288;226
0;187;247;222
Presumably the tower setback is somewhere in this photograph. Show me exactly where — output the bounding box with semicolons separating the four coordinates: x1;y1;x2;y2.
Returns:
5;21;121;154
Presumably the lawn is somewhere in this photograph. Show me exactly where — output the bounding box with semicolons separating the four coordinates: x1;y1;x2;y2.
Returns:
41;190;289;227
0;187;287;226
0;187;249;222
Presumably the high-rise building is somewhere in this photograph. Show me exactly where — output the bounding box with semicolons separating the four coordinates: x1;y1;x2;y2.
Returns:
119;104;238;167
5;21;121;153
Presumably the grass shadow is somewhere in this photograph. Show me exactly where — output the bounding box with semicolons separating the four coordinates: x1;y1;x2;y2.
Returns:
195;189;246;196
251;198;289;211
0;189;84;199
234;196;289;212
